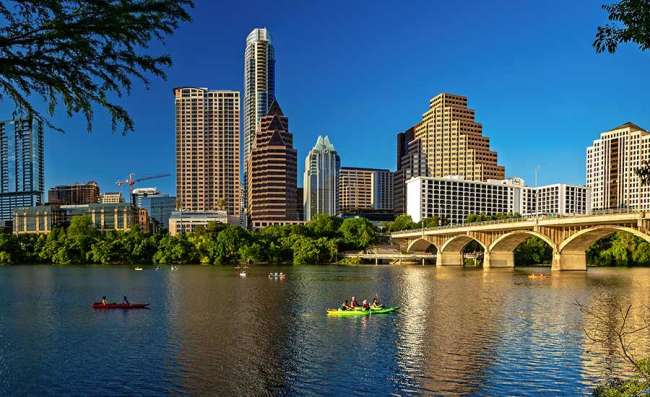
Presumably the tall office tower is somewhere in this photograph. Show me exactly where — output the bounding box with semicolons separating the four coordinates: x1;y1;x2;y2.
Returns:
394;126;428;214
247;101;297;228
338;167;394;213
413;93;504;181
243;28;275;220
587;122;650;210
0;116;44;226
48;181;100;205
303;135;340;220
175;87;241;215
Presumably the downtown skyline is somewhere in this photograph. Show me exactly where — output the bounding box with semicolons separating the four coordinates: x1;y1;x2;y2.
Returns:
2;1;648;196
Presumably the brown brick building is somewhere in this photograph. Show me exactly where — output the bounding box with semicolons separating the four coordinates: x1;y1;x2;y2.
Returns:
48;181;100;205
247;101;298;228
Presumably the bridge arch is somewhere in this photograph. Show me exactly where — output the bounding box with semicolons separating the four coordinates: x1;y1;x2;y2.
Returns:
437;234;487;267
556;225;650;271
489;230;557;253
439;234;487;253
486;230;556;269
406;238;438;254
559;225;650;252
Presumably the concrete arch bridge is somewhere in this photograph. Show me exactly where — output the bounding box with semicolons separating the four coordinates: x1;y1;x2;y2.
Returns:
391;211;650;271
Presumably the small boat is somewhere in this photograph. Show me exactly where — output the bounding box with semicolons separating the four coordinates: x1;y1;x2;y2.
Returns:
528;273;548;280
327;307;399;316
171;265;178;271
92;302;149;309
134;267;144;271
239;271;247;278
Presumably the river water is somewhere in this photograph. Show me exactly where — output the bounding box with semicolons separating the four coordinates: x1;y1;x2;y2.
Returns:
1;265;649;396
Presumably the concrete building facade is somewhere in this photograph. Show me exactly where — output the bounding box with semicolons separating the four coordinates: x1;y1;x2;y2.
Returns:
303;135;340;220
100;192;123;204
13;203;137;234
406;176;590;224
168;210;235;236
247;101;298;229
586;122;650;211
175;87;240;216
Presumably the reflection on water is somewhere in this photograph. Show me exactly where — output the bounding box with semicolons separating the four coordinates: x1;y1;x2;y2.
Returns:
0;265;649;395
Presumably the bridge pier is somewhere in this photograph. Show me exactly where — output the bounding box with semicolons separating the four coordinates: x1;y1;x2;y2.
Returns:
436;252;463;267
553;251;587;271
484;251;514;268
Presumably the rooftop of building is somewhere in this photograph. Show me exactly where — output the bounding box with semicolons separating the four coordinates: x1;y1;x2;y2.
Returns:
610;121;646;132
340;166;392;173
246;27;271;44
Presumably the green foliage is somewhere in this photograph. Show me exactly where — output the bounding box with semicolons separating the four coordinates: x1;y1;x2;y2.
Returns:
514;237;553;266
2;214;380;266
0;0;193;133
588;232;650;266
338;217;377;250
592;359;650;396
384;214;416;232
594;0;650;54
466;212;521;224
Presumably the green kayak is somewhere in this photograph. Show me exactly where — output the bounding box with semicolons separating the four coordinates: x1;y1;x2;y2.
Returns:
327;306;399;316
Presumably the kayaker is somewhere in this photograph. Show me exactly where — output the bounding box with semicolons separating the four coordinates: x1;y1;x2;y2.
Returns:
371;297;382;309
350;296;359;307
362;299;370;311
340;300;351;311
101;296;108;305
123;296;129;305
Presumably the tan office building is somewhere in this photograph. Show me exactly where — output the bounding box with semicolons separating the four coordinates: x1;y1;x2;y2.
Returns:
247;101;298;228
586;122;650;210
48;182;100;205
338;167;393;212
412;93;504;181
175;87;240;215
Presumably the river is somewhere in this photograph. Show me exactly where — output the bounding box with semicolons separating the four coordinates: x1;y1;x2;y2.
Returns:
1;265;649;396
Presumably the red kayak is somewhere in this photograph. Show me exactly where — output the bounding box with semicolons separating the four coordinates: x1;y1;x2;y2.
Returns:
92;302;149;309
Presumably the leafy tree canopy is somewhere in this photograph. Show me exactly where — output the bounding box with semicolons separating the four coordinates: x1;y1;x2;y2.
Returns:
0;0;193;133
594;0;650;53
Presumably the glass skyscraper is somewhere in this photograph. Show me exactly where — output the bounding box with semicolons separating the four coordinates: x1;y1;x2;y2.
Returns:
303;136;340;221
1;116;44;227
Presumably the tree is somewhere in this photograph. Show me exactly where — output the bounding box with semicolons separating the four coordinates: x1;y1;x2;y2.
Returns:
385;214;416;232
305;214;342;238
209;225;250;265
594;0;650;54
636;160;650;186
338;217;377;250
514;237;552;266
0;0;193;133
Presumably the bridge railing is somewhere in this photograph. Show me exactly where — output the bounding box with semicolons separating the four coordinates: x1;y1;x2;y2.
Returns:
390;208;645;237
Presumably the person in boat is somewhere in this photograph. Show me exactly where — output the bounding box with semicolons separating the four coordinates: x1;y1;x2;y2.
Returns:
371;297;382;309
340;300;351;311
123;296;129;305
362;299;370;311
101;296;108;305
350;296;359;307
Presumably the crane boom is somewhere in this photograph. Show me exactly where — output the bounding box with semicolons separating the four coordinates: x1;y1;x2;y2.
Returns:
114;172;171;205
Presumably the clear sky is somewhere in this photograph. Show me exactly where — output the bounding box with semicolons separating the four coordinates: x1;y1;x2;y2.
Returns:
6;0;650;196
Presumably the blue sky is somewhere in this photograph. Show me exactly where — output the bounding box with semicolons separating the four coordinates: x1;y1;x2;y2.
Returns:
6;0;650;196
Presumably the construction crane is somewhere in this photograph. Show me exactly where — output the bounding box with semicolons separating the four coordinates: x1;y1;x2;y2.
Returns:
116;173;171;205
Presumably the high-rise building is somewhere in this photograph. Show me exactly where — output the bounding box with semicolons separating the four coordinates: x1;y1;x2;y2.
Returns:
175;87;241;215
0;116;44;227
338;167;394;213
243;28;275;221
394;126;428;214
48;181;100;205
414;93;504;181
586;122;650;210
247;101;298;229
303;136;340;220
